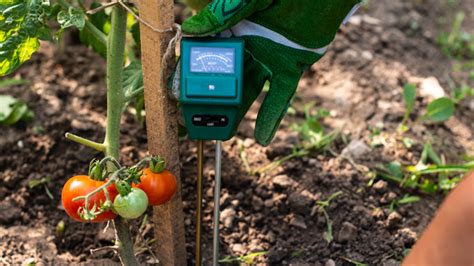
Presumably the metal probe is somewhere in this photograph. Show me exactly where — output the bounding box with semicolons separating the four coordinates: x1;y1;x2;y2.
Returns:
195;140;204;266
213;141;222;266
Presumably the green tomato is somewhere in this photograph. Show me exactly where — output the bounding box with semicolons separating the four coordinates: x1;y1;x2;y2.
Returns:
113;188;149;219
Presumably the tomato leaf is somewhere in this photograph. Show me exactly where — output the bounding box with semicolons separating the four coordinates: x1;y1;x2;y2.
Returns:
57;6;85;30
123;61;145;124
79;1;107;57
423;97;455;122
0;0;51;76
123;60;143;95
130;21;140;47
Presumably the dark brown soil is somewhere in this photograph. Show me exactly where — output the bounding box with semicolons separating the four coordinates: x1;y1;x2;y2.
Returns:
1;0;472;265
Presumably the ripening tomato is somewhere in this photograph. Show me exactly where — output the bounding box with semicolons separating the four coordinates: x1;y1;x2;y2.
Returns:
135;168;177;206
113;188;148;219
61;175;118;222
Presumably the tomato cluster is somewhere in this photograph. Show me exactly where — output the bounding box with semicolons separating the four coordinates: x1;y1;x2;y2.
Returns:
61;160;178;223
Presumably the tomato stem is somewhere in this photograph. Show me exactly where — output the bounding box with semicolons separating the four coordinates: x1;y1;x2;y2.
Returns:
65;132;106;152
104;5;139;265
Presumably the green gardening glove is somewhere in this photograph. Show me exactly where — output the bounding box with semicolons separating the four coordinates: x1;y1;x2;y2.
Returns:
182;0;361;146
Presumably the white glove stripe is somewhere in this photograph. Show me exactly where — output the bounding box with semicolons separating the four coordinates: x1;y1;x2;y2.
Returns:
230;20;329;55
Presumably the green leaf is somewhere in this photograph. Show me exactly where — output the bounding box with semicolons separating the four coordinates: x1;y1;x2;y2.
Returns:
424;97;455;122
0;94;17;119
79;1;107;57
123;61;145;124
420;179;438;194
0;94;33;125
398;195;421;205
0;77;27;88
242;251;267;264
439;176;461;191
130;21;140;47
57;7;85;30
123;60;143;96
387;161;403;179
28;176;50;189
403;83;417;115
0;0;50;76
402;137;416;149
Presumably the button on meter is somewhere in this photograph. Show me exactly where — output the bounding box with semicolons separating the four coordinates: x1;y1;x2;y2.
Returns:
180;37;244;141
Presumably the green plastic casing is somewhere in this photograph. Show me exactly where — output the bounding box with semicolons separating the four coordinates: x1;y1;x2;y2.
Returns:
180;37;244;141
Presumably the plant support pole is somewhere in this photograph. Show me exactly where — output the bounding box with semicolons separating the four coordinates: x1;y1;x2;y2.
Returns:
136;1;187;265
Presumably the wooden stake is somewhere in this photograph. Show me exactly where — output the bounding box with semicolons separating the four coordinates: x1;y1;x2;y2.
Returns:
136;1;187;265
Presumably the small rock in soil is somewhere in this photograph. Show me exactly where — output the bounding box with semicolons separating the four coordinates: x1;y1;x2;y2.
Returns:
420;77;446;100
381;191;398;204
325;259;336;266
252;196;264;211
372;180;388;193
264;199;274;208
397;228;417;246
341;139;371;159
265;231;276;244
0;200;22;224
273;175;294;189
289;214;307;229
248;239;262;252
231;199;239;207
372;208;385;219
337;222;358;243
289;192;313;215
386;212;402;229
221;207;236;228
231;243;246;254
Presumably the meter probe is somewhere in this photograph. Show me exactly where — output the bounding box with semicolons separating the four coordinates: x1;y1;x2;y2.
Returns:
180;37;244;266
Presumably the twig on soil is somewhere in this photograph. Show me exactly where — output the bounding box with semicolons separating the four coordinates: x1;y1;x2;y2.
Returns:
237;139;253;175
255;150;310;175
339;154;370;174
90;245;119;255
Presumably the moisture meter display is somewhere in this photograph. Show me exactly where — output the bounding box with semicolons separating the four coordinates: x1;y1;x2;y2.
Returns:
190;47;235;74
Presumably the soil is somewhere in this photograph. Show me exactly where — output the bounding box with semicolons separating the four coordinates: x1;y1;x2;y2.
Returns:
1;0;473;265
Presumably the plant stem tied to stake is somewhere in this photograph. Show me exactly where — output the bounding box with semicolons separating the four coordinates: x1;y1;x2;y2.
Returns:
106;6;138;266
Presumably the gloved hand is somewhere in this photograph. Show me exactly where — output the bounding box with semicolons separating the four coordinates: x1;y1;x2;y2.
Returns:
181;0;361;146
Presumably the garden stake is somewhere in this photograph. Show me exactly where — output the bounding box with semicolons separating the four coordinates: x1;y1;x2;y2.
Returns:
196;140;204;266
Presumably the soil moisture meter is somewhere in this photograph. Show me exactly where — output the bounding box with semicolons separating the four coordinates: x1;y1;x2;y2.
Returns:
180;37;244;266
180;37;244;141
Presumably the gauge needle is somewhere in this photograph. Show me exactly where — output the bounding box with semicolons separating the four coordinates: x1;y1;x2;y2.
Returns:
200;59;207;72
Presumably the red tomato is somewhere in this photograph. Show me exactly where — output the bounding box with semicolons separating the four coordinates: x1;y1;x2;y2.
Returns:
135;168;177;206
61;175;118;222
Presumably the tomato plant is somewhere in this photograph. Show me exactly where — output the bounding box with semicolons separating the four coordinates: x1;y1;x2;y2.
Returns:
61;175;118;222
113;187;149;219
1;0;180;263
136;168;177;206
